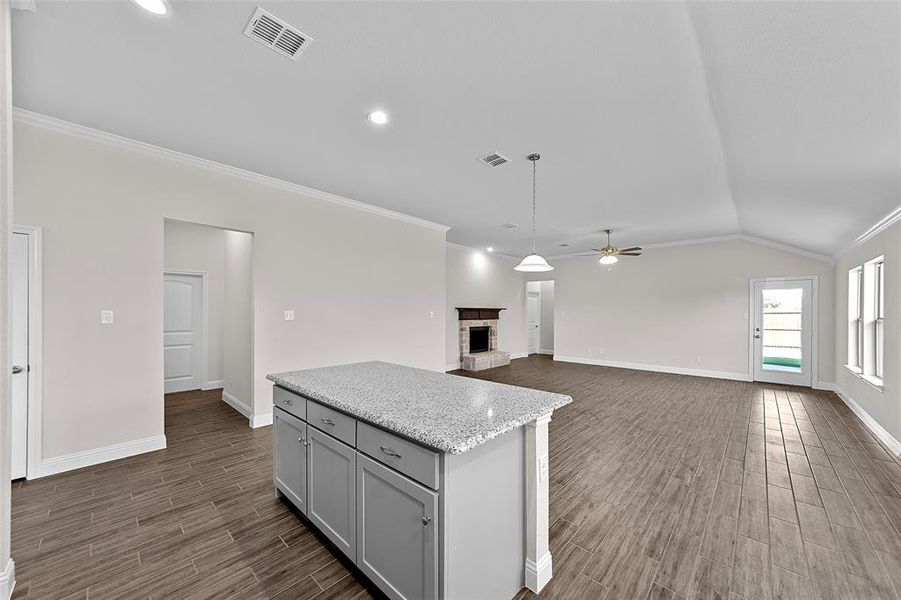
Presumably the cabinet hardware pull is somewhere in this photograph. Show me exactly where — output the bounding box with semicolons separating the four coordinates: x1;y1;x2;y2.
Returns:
298;437;306;444
422;516;432;526
380;446;402;458
282;399;293;405
321;417;335;425
11;366;23;375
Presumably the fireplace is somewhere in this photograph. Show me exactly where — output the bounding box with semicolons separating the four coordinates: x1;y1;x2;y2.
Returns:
455;307;511;371
469;326;490;354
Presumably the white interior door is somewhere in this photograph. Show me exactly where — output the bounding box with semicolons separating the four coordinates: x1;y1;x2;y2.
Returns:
527;291;540;355
752;278;814;387
164;273;204;393
11;232;29;479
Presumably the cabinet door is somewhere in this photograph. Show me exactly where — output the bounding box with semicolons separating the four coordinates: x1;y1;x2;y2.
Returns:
274;408;308;515
307;427;356;559
356;453;438;600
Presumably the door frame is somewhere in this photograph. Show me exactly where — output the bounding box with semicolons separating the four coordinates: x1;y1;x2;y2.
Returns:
748;276;818;387
163;270;209;392
526;290;541;355
12;225;43;479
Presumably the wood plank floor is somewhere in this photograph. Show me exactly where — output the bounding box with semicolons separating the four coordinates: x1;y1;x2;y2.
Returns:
10;355;901;599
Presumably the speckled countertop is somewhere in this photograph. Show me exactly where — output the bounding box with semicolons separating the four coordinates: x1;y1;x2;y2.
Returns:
266;361;572;454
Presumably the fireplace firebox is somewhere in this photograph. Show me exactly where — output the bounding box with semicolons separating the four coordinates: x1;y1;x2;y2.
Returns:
469;326;490;354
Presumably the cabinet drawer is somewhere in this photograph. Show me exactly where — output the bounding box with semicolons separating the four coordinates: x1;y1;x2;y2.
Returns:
308;401;356;446
357;422;439;490
273;387;306;421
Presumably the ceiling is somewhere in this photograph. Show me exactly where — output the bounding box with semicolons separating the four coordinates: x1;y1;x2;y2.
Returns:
11;1;900;257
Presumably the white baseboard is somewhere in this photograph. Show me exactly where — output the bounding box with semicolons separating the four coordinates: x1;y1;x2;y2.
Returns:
251;412;273;428
37;435;167;478
203;379;224;390
813;382;837;392
445;362;461;372
524;553;553;593
539;349;554;355
0;559;14;600
553;355;752;382
222;390;252;421
511;352;528;360
832;385;901;457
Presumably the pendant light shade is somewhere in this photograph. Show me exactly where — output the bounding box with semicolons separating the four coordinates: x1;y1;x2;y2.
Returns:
514;153;553;272
514;253;554;272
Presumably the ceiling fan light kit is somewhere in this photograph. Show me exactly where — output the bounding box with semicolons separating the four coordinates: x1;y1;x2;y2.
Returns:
514;153;554;273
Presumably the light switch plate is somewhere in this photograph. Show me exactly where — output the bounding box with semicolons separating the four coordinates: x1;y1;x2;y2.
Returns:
100;310;114;324
283;310;295;321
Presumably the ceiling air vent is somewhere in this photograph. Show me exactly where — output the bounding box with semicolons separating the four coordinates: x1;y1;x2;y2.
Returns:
479;152;510;168
244;7;313;61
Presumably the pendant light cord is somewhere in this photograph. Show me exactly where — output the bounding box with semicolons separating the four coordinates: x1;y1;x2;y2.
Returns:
530;156;537;254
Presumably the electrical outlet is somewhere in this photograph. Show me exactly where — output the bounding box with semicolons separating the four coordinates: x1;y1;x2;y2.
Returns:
429;310;435;319
100;310;114;324
283;310;295;321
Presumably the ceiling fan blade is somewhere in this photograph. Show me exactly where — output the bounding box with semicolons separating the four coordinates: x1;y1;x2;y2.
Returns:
618;246;642;253
618;252;642;256
590;249;607;254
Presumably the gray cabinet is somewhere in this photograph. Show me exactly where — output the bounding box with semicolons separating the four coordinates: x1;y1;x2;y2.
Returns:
308;426;356;559
356;453;438;600
273;407;308;515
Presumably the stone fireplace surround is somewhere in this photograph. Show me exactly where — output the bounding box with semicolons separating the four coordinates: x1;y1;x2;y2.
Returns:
456;308;511;371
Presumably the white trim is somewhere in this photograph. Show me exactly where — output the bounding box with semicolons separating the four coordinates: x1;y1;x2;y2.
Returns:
203;379;224;390
251;412;273;428
548;234;835;264
539;348;554;355
222;390;252;421
13;225;43;480
36;435;167;478
163;270;208;394
748;276;818;388
554;355;752;382
13;108;450;233
510;352;528;360
524;553;553;593
833;385;901;457
851;204;901;250
813;382;836;392
0;559;14;600
445;362;461;372
526;288;541;355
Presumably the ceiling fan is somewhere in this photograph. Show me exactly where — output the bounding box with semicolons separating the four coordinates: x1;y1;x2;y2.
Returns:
592;229;642;265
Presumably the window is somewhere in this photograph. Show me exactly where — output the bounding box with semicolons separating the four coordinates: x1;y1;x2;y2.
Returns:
875;260;884;379
847;257;885;388
848;267;863;371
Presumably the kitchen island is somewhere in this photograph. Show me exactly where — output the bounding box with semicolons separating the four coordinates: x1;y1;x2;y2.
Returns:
267;361;572;600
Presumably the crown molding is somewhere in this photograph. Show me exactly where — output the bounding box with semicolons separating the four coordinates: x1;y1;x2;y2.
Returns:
842;203;901;255
547;233;834;264
12;107;451;233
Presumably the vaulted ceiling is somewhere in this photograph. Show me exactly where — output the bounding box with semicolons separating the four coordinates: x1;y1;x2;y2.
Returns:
11;1;900;256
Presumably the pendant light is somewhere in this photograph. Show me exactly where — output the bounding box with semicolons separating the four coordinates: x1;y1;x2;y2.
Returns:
514;153;554;272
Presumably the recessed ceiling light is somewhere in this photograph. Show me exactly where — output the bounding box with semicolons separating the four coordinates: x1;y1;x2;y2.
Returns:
502;223;519;229
486;247;494;252
558;242;572;247
367;110;389;125
131;0;168;16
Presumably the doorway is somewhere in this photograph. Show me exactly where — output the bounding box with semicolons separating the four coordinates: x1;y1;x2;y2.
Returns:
11;225;42;480
750;277;816;387
526;280;555;357
163;220;254;422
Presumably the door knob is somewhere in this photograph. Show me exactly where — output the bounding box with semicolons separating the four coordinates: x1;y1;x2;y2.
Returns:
11;366;23;374
422;516;432;526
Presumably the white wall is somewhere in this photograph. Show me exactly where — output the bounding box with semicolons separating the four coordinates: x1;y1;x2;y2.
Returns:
834;222;900;444
223;229;253;409
539;281;554;353
1;0;13;589
530;239;835;382
163;219;226;386
13;120;446;461
445;245;526;369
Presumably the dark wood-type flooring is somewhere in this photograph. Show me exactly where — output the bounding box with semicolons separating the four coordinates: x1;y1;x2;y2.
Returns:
10;355;901;599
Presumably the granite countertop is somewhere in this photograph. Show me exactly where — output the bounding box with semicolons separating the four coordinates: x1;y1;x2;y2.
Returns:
266;361;572;454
